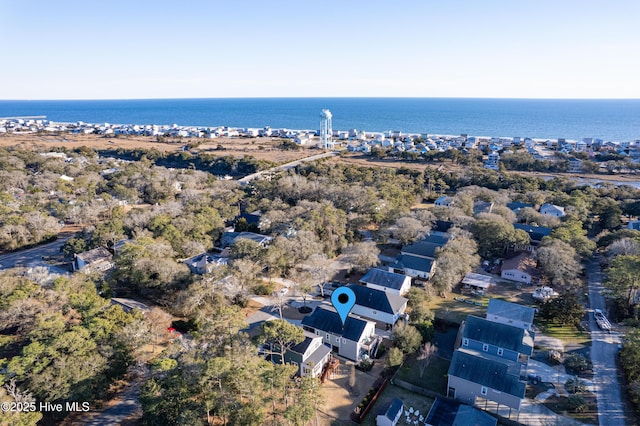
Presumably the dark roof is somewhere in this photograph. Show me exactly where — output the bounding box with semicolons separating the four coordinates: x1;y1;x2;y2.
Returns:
301;307;370;342
425;398;459;426
506;202;533;212
422;234;451;246
220;231;272;248
237;212;261;225
513;223;551;242
448;349;526;399
433;220;454;233
379;397;404;421
392;254;434;274
360;268;408;290
347;284;407;315
401;241;441;259
425;398;497;426
289;333;316;356
473;201;494;216
463;316;534;356
487;299;535;325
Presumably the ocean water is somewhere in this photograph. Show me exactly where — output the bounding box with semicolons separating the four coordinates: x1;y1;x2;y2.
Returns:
0;98;639;141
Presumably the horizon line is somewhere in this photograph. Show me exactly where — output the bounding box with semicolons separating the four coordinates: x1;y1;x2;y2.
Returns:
2;96;640;102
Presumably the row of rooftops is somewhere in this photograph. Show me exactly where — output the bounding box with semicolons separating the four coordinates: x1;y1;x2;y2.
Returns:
3;118;637;146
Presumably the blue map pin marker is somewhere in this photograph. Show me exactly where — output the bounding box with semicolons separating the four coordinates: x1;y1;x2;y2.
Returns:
331;287;356;326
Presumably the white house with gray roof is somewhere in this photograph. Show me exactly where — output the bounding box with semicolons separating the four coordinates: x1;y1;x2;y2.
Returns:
360;269;412;296
347;284;408;328
486;299;535;331
301;307;376;361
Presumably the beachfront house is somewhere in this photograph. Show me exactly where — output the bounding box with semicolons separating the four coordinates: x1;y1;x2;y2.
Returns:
301;307;376;362
486;299;535;331
347;284;408;329
360;268;412;296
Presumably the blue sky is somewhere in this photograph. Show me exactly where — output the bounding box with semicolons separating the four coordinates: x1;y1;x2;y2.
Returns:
1;0;639;99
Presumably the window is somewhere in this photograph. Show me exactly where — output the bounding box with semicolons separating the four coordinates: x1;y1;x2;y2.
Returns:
342;338;347;344
481;386;488;396
482;344;489;352
372;310;377;315
335;336;340;343
462;338;469;347
497;348;504;356
326;333;330;340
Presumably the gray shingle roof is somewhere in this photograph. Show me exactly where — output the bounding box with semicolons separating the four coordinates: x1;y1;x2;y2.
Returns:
463;316;534;356
392;254;434;274
301;307;370;342
449;349;526;399
360;268;408;291
401;241;441;258
425;398;497;426
487;299;535;325
347;284;407;315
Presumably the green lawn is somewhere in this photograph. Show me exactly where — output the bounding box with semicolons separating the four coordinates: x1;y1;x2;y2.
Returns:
395;354;450;395
424;296;488;324
536;320;591;346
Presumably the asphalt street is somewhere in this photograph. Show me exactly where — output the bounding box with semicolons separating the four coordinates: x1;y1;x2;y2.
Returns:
0;234;73;270
586;258;628;425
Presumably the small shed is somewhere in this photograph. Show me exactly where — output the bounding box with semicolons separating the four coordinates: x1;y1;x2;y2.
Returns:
376;398;404;426
461;273;494;293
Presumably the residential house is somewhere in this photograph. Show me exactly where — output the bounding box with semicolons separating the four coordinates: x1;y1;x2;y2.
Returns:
360;268;412;295
485;299;535;331
183;252;228;275
500;252;538;284
447;349;526;417
275;331;332;378
473;201;494;216
434;196;455;207
425;398;497;426
219;231;273;248
513;223;551;245
628;220;640;231
539;203;566;217
568;158;583;173
347;284;408;329
506;202;533;213
301;307;376;362
431;220;454;237
484;151;500;170
460;315;534;364
73;247;113;273
376;398;404;426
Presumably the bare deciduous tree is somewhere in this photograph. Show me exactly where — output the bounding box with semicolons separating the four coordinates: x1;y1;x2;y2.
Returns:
417;342;437;378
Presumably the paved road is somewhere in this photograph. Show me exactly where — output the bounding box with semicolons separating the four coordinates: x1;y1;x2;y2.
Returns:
238;151;338;184
0;234;74;270
586;258;628;425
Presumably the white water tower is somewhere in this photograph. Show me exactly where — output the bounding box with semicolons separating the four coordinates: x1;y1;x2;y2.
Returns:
320;109;333;150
